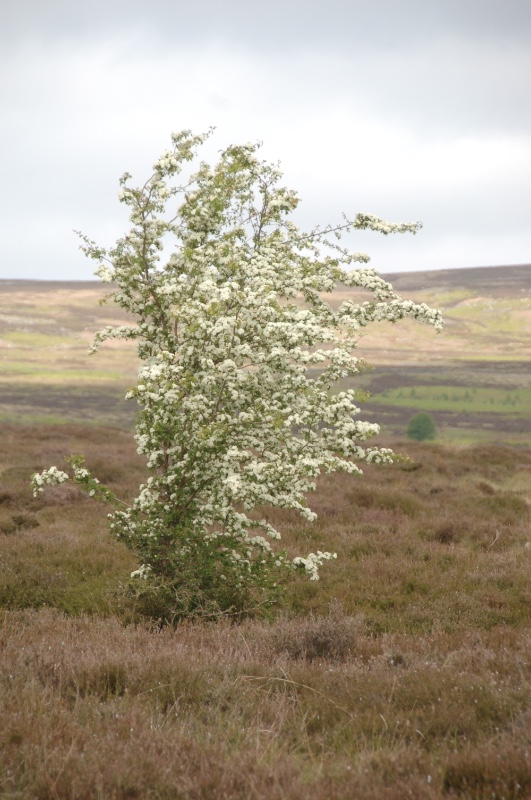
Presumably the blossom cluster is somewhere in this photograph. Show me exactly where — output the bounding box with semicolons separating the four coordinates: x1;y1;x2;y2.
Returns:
40;130;442;618
31;466;69;497
293;551;338;581
32;456;117;504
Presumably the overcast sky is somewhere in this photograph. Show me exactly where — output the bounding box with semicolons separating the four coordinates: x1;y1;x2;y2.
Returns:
2;0;531;280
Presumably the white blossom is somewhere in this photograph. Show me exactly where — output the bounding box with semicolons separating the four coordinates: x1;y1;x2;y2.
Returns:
94;264;114;283
31;466;69;496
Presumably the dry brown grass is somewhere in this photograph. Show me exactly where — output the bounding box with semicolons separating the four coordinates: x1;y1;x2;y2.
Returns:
1;609;529;799
0;424;530;798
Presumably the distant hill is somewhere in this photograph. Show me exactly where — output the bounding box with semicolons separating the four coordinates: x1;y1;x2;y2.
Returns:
383;263;531;297
2;263;529;296
0;266;530;442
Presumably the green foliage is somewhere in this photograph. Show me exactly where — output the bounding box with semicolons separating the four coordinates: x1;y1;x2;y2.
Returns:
407;412;436;441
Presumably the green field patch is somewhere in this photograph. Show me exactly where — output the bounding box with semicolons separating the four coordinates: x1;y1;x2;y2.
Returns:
0;411;84;425
425;288;475;306
370;385;531;414
0;362;125;381
436;427;531;447
446;301;531;336
1;331;75;347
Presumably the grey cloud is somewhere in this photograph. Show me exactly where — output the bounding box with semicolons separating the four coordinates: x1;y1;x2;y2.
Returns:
1;0;530;280
3;0;531;51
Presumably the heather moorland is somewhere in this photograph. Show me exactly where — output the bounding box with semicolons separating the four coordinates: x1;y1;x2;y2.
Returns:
0;268;529;799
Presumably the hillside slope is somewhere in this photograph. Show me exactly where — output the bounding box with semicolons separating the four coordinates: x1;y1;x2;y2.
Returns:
0;264;530;441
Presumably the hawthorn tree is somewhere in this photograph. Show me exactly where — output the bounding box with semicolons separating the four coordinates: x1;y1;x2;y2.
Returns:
32;129;442;622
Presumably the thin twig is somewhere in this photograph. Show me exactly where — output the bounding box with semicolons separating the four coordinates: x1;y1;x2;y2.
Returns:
240;675;353;717
488;529;501;547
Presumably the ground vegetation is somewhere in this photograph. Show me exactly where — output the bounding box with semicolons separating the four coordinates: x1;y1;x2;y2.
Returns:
1;424;529;798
